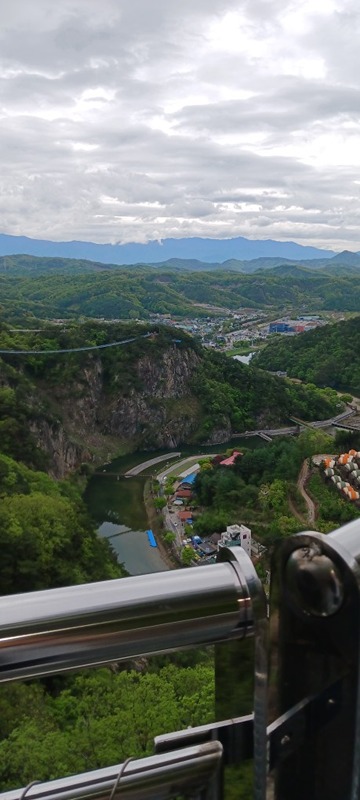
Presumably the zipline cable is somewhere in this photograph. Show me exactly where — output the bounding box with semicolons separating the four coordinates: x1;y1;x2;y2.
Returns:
0;332;153;356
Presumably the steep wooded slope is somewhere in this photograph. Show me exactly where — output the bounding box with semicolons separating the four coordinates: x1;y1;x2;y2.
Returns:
254;316;360;393
0;322;342;477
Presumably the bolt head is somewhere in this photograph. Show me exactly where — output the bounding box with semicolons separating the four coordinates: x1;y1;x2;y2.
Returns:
285;545;344;617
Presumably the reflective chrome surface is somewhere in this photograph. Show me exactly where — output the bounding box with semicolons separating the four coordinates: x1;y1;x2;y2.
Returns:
328;518;360;565
0;559;255;682
4;524;360;799
285;543;344;616
218;545;268;800
0;742;223;800
269;528;360;799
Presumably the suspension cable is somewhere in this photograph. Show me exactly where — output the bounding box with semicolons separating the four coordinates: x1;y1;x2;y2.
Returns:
0;332;153;356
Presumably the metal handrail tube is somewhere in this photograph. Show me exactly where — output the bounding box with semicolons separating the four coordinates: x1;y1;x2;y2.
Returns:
0;742;223;800
328;518;360;565
0;561;253;682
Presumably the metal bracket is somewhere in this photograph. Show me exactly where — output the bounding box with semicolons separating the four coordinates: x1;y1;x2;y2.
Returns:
155;680;341;771
267;679;342;770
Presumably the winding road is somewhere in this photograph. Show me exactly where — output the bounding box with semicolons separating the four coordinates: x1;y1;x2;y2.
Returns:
125;452;181;477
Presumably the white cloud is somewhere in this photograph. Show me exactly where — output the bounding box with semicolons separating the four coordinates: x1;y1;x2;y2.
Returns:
0;0;359;249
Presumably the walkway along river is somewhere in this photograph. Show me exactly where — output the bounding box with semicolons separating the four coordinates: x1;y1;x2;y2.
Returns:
84;438;266;576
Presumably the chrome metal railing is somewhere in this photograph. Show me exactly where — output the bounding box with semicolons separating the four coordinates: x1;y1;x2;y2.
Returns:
0;743;223;800
0;547;258;683
0;522;360;799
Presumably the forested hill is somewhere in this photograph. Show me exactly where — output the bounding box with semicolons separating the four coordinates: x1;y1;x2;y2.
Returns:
2;262;360;320
0;321;342;476
254;316;360;394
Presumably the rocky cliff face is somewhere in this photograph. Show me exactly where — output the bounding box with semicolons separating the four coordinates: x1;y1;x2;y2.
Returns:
29;345;205;476
103;348;202;447
29;419;90;479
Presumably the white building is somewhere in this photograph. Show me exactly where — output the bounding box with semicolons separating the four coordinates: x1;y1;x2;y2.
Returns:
218;524;252;558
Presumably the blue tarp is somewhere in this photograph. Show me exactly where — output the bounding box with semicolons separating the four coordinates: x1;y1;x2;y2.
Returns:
146;529;157;548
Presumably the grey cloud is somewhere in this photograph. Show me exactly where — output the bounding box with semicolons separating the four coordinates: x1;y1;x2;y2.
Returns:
0;0;359;248
172;79;360;141
299;5;360;85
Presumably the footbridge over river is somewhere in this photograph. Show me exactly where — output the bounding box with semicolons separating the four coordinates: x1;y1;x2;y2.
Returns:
95;410;357;480
233;407;356;441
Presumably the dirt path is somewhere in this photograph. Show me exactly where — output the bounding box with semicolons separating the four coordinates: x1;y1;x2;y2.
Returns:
297;459;316;525
288;495;307;524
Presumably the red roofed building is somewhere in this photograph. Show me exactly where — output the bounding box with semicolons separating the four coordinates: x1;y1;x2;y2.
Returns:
219;450;243;467
178;510;193;522
175;489;192;499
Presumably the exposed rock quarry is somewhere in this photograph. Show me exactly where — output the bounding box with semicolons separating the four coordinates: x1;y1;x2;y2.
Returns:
1;325;337;479
28;345;205;476
29;420;91;480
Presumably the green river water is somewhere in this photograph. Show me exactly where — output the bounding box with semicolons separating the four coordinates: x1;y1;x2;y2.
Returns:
84;437;266;575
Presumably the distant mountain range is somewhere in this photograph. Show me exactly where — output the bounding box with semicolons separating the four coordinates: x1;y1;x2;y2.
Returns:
2;254;360;322
155;251;360;273
0;232;338;264
0;250;360;281
2;250;360;278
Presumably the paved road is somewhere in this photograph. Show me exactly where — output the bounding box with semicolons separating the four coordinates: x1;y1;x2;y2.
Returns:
125;452;181;477
157;454;215;482
163;505;183;550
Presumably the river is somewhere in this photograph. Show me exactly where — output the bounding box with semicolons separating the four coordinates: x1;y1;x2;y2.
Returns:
84;437;266;576
84;474;169;575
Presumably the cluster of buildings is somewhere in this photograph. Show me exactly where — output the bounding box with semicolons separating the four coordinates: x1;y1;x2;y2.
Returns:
166;452;252;564
148;310;268;350
323;451;360;502
148;310;330;352
268;315;324;335
181;524;252;564
183;523;252;564
171;470;197;527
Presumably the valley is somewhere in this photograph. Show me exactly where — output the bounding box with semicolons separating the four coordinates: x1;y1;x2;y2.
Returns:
0;271;359;793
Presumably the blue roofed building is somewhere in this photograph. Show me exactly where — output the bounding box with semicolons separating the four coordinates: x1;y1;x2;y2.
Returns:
179;472;197;489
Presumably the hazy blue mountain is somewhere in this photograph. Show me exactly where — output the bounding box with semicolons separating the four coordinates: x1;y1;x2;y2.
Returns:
0;232;335;264
131;255;359;275
296;251;360;270
329;250;360;266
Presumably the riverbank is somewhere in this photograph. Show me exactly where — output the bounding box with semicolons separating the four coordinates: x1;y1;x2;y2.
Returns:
143;479;179;569
84;437;267;575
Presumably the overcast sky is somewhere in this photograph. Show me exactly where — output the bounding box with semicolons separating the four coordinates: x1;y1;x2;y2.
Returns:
1;0;360;250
